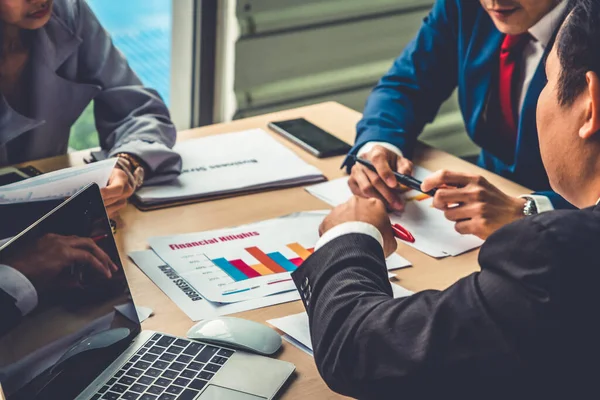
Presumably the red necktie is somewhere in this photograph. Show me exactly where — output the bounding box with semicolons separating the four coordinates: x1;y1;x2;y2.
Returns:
498;34;529;139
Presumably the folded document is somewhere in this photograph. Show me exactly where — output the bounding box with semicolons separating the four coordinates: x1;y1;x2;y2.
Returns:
305;166;484;258
0;159;116;204
130;211;412;321
134;129;326;208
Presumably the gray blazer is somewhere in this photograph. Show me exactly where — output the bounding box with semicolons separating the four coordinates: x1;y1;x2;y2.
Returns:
0;0;181;184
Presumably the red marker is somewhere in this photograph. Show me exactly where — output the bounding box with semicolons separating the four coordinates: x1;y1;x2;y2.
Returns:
392;224;415;243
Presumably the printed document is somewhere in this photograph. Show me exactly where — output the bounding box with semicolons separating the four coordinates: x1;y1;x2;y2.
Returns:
135;129;326;205
129;250;301;321
305;166;484;258
136;211;411;318
0;159;116;204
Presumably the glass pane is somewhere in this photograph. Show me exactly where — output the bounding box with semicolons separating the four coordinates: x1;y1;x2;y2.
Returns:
88;0;172;104
69;0;172;150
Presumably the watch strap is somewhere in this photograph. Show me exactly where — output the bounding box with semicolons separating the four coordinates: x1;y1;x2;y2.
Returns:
115;153;142;173
115;157;138;190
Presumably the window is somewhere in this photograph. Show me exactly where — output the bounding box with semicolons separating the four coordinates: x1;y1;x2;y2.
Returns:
69;0;195;151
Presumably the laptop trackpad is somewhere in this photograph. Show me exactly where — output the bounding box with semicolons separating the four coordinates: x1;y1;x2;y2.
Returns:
198;385;265;399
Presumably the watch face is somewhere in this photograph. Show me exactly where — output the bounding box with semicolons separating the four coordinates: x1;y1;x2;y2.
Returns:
524;199;537;216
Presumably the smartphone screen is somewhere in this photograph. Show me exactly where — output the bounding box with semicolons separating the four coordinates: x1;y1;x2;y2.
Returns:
268;118;352;158
0;168;29;187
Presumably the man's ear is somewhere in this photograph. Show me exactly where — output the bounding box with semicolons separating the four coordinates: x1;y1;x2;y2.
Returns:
580;71;600;139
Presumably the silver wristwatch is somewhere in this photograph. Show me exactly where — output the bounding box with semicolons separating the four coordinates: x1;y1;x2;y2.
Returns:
523;197;538;216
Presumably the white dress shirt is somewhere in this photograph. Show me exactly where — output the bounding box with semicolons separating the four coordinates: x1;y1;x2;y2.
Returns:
315;221;384;251
357;1;567;215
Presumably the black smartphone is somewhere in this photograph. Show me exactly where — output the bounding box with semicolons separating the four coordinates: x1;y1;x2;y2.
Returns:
0;165;43;186
268;118;352;158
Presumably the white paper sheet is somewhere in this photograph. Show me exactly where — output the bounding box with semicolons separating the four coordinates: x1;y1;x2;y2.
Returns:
0;159;116;204
129;250;302;321
385;253;411;271
135;306;154;323
268;284;413;356
135;129;325;204
132;211;410;319
282;335;314;357
269;312;312;352
305;167;484;258
147;211;411;304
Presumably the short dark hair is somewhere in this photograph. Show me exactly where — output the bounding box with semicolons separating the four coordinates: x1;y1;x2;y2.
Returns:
557;0;600;106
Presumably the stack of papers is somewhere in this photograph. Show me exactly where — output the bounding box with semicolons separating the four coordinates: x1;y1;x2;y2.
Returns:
130;211;412;321
134;129;326;208
0;159;116;204
268;284;413;357
306;166;484;258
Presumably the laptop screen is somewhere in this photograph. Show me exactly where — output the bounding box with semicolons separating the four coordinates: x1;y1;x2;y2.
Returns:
0;184;141;400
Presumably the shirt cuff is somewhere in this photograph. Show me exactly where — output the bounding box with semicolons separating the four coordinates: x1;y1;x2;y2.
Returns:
357;141;404;158
519;194;555;213
0;264;38;316
315;222;384;251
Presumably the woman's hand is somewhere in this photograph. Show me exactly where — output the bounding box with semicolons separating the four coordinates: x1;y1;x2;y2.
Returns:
100;167;135;217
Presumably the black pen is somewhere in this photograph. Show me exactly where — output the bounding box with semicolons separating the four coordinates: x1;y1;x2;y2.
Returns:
351;155;437;196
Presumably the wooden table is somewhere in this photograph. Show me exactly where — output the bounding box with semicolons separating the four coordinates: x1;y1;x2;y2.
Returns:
24;102;529;399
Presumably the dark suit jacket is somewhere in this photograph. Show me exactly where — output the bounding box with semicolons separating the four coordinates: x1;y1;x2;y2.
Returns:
346;0;572;209
0;289;22;337
292;206;600;399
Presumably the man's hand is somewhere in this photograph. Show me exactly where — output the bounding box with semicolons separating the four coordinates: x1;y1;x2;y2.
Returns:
421;170;526;239
5;233;118;292
101;167;135;217
348;145;414;211
320;196;398;257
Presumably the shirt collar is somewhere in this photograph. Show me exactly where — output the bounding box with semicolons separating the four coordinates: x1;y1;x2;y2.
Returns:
528;1;568;48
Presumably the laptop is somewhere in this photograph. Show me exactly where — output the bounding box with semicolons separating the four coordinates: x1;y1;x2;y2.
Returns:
0;184;295;400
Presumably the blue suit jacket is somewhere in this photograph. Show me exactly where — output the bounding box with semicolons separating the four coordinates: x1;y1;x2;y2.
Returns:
350;0;572;209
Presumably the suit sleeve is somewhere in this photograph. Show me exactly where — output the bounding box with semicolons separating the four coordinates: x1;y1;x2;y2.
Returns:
348;0;460;167
73;0;182;185
292;218;564;399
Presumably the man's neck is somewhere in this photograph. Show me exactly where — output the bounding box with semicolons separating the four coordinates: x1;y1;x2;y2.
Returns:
576;180;600;209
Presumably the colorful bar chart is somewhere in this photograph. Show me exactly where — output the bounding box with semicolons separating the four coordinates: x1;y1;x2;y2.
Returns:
230;259;261;278
212;243;315;282
287;242;314;260
246;247;287;273
266;252;297;272
212;258;247;282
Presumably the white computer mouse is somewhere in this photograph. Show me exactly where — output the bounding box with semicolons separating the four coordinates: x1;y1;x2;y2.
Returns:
186;317;282;356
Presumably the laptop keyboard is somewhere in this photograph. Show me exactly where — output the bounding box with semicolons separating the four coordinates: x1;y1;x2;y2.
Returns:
90;333;235;400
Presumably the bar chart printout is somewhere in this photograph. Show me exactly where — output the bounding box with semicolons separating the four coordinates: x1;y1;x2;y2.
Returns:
212;243;314;282
148;212;326;304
